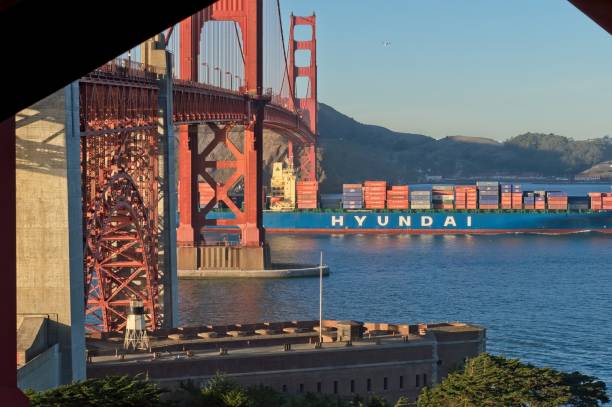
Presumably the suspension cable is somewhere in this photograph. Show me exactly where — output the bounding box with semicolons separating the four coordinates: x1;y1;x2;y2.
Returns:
233;22;245;65
276;0;296;112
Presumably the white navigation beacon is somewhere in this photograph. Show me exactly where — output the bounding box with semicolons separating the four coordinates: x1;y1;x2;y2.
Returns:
124;299;149;350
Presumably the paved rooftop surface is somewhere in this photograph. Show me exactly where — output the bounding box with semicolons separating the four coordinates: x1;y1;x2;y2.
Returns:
86;321;484;366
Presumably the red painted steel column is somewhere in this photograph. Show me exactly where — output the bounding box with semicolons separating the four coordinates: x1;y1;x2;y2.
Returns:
302;143;316;181
177;125;194;244
289;14;318;182
177;15;202;245
241;0;265;247
0;117;29;406
189;126;202;245
242;118;264;246
287;140;294;167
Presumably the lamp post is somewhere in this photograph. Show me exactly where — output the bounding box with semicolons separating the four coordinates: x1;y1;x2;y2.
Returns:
202;62;210;84
214;67;222;87
235;75;241;91
319;251;323;345
225;71;233;90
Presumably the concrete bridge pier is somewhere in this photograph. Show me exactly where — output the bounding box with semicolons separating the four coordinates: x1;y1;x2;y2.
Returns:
142;35;179;329
15;83;86;386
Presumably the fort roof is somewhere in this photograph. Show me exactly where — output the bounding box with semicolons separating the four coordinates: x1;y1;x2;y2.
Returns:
86;319;485;364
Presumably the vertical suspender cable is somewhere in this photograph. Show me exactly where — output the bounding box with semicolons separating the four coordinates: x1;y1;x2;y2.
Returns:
215;22;219;87
233;21;245;90
227;22;231;89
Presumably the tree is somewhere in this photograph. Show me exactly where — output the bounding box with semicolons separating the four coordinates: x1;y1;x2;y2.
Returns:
416;353;609;407
393;396;411;407
365;396;389;407
562;371;610;407
25;375;168;407
199;373;252;407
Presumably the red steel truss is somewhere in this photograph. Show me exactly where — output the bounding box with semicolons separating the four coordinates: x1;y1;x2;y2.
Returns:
82;60;315;142
78;0;318;331
198;124;246;230
81;130;160;333
80;62;159;136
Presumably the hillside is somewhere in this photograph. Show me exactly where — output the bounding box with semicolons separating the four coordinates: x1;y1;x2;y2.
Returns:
315;103;432;190
579;161;612;179
314;103;612;191
197;103;612;193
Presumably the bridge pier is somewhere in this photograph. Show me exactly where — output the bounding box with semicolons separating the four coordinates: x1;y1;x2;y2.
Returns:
241;111;265;248
177;244;269;271
10;83;87;390
156;44;180;328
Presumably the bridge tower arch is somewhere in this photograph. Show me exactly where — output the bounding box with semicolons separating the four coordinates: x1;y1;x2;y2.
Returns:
289;14;318;181
177;0;265;249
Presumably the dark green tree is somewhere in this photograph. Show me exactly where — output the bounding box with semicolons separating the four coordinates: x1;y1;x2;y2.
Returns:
416;353;609;407
25;375;168;407
562;371;610;407
393;396;411;407
365;395;390;407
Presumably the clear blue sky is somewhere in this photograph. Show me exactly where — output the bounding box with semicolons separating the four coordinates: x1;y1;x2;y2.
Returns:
283;0;612;140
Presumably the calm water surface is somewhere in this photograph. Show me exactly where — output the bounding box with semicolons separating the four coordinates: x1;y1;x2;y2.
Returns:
179;184;612;386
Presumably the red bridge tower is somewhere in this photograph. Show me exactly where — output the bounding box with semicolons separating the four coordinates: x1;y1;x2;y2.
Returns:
289;14;318;181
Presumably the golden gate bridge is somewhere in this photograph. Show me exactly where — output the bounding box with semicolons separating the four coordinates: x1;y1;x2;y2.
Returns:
0;0;610;404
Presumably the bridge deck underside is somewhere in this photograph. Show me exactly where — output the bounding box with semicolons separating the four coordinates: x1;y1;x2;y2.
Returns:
81;66;315;144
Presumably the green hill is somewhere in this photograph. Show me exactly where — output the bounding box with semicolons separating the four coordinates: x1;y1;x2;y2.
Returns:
313;103;612;191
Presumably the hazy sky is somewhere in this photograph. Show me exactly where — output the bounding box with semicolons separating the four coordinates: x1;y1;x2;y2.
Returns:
283;0;612;141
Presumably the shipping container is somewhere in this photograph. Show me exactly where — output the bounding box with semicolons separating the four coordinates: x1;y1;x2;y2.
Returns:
296;180;319;209
199;183;216;207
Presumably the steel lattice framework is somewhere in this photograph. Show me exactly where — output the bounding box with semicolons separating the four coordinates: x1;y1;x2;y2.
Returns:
77;0;317;332
80;64;162;332
78;59;315;332
82;131;160;332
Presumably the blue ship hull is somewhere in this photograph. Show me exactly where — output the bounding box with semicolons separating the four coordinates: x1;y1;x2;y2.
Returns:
207;210;612;234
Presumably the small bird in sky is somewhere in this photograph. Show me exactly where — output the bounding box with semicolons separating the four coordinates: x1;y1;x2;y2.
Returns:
382;41;391;47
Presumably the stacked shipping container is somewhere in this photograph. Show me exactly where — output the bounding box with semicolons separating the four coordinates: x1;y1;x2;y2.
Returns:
296;181;318;209
455;186;478;209
604;193;612;210
477;181;499;209
199;183;215;208
432;185;454;209
287;180;611;212
342;184;363;209
410;190;432;209
589;192;612;210
512;185;523;209
534;191;546;210
589;192;602;210
523;192;535;209
363;181;387;209
546;191;568;210
386;185;410;209
501;184;512;209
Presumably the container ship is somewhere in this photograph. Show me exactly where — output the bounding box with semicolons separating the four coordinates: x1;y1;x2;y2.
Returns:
201;162;612;235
